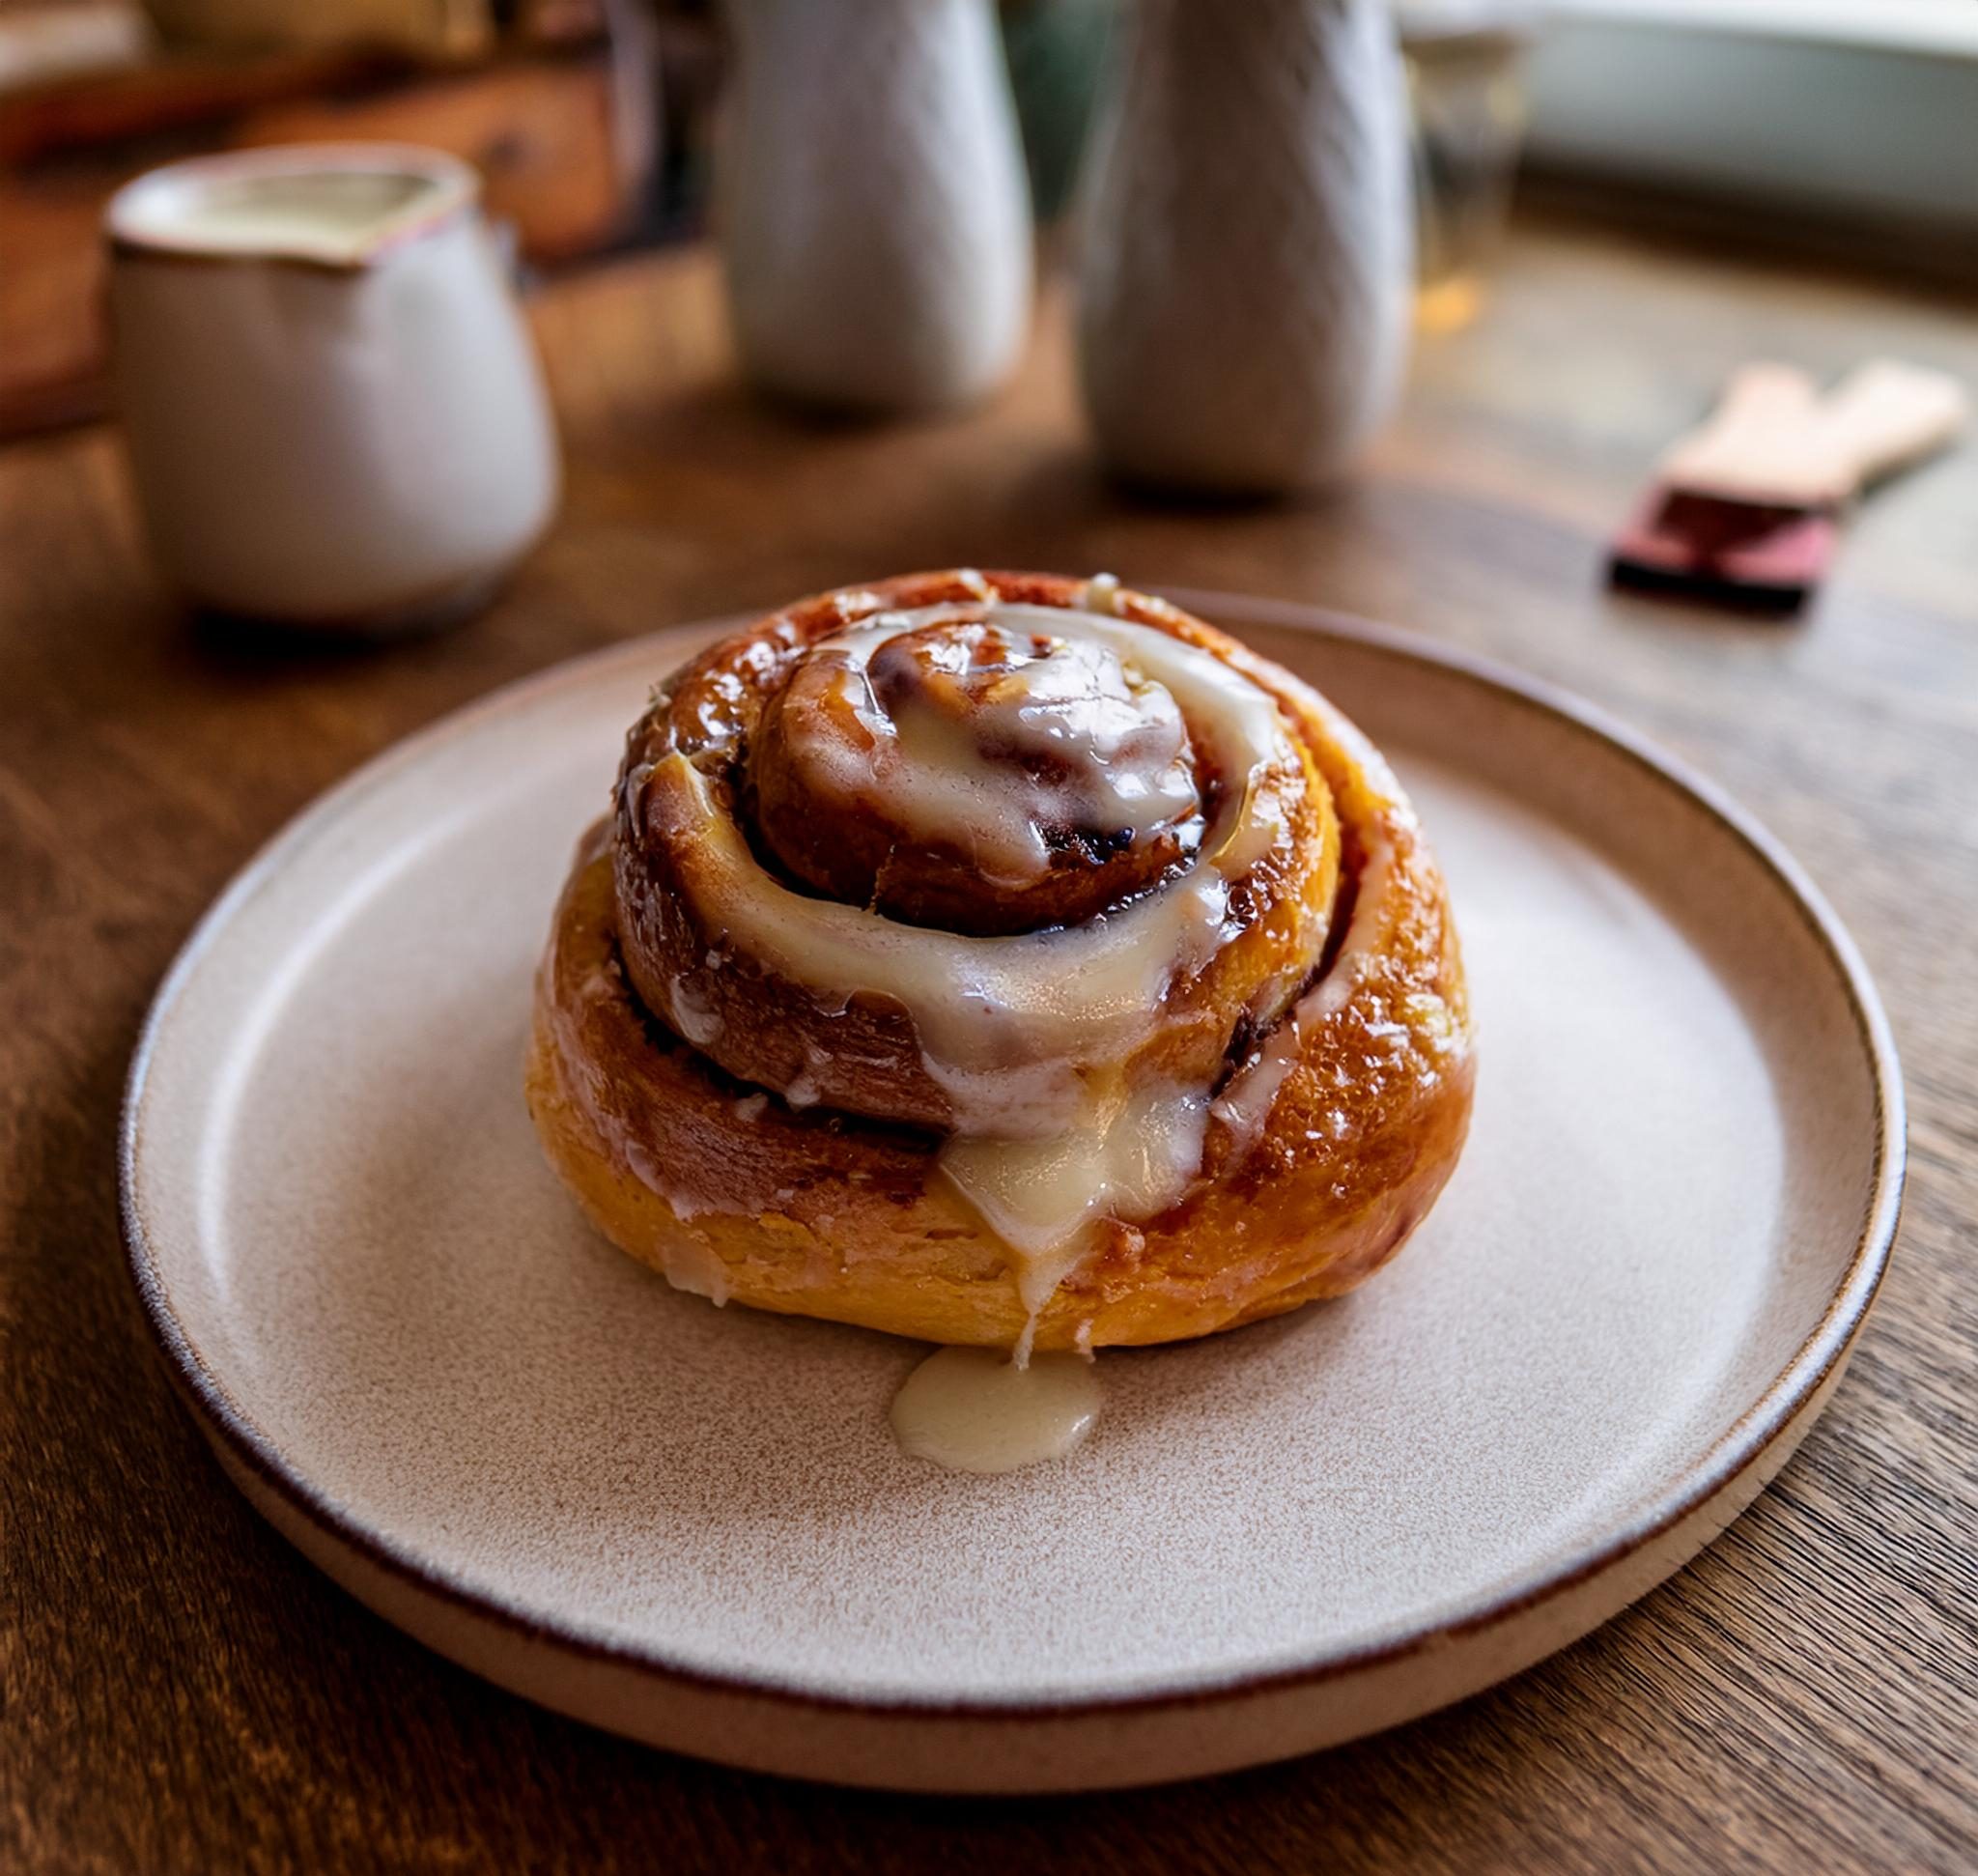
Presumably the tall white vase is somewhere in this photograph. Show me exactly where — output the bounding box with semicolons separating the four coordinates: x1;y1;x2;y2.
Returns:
721;0;1034;415
1077;0;1414;494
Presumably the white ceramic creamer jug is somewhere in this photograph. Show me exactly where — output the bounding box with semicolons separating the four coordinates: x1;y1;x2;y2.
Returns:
108;144;560;632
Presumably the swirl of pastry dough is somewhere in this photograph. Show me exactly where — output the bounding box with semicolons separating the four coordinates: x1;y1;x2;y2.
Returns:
749;612;1206;935
529;570;1472;1355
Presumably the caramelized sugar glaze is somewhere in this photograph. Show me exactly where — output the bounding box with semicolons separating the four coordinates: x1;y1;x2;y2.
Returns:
526;572;1475;1353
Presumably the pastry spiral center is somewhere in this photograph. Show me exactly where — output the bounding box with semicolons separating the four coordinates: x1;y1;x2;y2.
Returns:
611;583;1343;1357
749;615;1205;934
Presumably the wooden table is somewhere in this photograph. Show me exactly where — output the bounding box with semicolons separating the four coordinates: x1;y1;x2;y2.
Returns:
5;219;1974;1873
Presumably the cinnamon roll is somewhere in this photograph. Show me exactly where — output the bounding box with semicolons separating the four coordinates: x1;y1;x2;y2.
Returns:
526;571;1474;1355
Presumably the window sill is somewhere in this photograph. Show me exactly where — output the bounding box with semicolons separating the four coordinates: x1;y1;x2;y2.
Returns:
1524;0;1978;238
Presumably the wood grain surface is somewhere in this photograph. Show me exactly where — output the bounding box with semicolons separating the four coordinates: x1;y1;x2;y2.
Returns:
3;220;1975;1873
0;30;644;437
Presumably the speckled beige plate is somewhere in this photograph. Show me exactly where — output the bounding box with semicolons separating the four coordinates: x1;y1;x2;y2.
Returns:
121;593;1903;1794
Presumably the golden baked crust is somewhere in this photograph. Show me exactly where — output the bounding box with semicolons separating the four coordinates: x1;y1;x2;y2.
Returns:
525;573;1475;1350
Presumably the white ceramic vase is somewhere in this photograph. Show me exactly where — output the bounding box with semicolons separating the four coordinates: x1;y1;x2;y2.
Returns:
720;0;1033;415
1077;0;1414;495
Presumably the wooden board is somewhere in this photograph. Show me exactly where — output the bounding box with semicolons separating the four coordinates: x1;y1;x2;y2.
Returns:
0;32;647;435
1;220;1974;1872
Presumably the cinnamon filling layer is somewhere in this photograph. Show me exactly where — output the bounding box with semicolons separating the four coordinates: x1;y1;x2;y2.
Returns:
608;573;1345;1351
749;616;1207;934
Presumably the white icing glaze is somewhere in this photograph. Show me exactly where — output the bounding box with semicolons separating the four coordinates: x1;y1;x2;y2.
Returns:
666;975;722;1048
664;604;1302;1126
1209;838;1394;1163
798;627;1199;886
1207;833;1467;1169
890;1346;1100;1473
653;598;1325;1350
1311;835;1396;1023
1208;1049;1300;1168
661;1236;731;1306
943;1080;1211;1299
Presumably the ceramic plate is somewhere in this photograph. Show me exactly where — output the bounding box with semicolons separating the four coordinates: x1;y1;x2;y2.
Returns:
121;593;1903;1793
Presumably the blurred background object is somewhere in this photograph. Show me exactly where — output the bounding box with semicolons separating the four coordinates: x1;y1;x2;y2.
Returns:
1396;0;1537;332
107;144;560;631
0;0;148;87
998;0;1111;225
0;0;655;436
138;0;496;59
1608;357;1968;611
1077;0;1414;494
719;0;1031;414
8;0;1978;443
1517;0;1978;283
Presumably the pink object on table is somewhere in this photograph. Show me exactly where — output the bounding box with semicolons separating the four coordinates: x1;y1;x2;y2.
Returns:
1610;359;1965;611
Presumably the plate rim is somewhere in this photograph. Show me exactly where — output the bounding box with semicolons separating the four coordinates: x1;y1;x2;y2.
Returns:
119;588;1907;1722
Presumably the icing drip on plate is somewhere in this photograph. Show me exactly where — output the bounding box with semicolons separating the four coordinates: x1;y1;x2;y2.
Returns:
890;1346;1100;1473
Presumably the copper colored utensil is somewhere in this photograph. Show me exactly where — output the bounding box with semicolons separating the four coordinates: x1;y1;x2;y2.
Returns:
1611;359;1966;611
